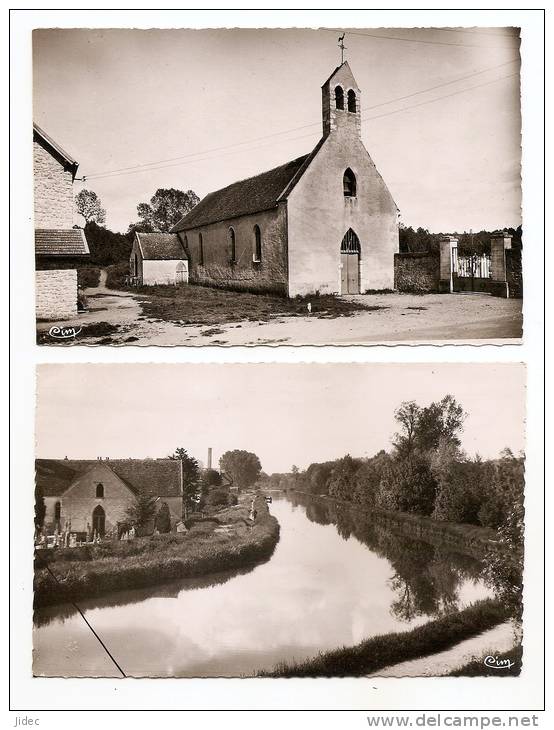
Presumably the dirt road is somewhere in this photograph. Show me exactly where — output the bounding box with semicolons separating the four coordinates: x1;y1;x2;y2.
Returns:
37;282;523;346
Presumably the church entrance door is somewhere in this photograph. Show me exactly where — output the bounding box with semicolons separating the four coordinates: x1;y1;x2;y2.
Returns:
92;505;106;537
340;229;361;294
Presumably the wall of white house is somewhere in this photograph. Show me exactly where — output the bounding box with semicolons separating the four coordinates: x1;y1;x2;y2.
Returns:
142;259;189;286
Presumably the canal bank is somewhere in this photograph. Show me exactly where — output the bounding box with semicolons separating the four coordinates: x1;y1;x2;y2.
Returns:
34;494;279;608
34;493;499;677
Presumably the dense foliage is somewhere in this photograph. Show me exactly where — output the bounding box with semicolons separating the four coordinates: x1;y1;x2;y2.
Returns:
399;224;523;255
219;450;262;491
129;188;200;233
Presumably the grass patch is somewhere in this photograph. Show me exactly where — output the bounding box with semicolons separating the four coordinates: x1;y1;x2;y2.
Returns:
34;497;279;607
260;599;508;677
106;275;370;326
449;643;522;676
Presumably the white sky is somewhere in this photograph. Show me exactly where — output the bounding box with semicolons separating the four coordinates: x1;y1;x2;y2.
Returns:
32;27;522;233
36;363;526;473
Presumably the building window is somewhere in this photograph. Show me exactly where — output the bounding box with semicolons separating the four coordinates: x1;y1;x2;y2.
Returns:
229;227;236;263
335;86;344;110
253;225;262;263
54;501;61;521
343;168;357;197
347;89;357;113
199;233;204;266
96;483;104;499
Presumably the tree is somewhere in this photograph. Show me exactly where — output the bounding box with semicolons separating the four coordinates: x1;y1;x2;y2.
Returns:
34;484;46;531
154;501;171;533
201;468;222;490
125;494;158;530
84;221;133;266
131;188;200;233
219;450;262;491
328;454;362;501
75;189;106;225
169;448;200;518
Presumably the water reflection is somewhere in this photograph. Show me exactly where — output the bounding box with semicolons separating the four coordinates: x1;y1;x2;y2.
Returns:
33;492;491;677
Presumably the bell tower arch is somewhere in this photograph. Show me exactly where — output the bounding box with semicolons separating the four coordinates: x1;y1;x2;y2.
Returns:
321;62;361;139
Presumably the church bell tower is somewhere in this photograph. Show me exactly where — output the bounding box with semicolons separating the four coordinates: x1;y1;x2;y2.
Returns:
321;61;362;139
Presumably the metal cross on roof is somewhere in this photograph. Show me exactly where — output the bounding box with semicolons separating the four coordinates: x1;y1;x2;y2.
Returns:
338;33;347;64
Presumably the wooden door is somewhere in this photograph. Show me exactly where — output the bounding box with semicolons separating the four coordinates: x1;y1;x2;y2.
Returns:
92;506;106;537
340;254;349;294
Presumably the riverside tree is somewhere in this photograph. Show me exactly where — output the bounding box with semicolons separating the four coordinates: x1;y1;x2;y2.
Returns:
219;450;262;491
169;447;200;518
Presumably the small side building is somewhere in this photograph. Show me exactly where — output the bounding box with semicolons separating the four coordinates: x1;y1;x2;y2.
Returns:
130;232;188;285
34;123;90;319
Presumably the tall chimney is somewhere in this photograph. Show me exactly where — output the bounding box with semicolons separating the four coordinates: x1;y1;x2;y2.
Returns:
207;447;212;470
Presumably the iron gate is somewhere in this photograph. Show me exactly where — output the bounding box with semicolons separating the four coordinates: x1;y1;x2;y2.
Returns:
452;248;492;293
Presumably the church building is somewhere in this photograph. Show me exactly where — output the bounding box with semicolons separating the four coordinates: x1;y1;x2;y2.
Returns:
170;62;399;297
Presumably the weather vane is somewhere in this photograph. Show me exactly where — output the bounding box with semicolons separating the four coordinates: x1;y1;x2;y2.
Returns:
338;33;347;64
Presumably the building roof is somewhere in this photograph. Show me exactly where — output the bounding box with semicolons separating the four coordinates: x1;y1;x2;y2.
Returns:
36;458;182;498
35;229;90;257
171;154;311;232
136;232;186;260
33;123;79;176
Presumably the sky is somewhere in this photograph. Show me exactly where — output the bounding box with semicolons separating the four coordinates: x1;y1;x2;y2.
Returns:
36;363;526;473
32;27;522;234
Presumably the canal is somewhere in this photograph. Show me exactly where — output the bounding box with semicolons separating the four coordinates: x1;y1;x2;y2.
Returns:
33;492;493;677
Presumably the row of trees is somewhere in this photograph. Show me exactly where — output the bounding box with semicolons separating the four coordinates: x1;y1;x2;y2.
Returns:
265;395;524;619
399;224;523;255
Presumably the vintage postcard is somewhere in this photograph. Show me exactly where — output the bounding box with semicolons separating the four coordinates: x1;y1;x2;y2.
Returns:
33;363;526;678
32;27;523;346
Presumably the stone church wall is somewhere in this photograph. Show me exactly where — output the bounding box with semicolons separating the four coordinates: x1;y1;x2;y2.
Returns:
177;205;288;295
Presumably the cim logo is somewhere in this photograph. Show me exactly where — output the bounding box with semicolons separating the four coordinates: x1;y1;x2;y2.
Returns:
48;326;82;340
484;655;516;670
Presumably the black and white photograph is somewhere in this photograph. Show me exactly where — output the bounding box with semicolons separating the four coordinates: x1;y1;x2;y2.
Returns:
33;363;525;679
32;26;524;346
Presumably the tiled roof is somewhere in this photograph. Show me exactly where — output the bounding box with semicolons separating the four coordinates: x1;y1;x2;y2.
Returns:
136;233;186;260
35;229;90;257
171;154;311;232
36;458;182;498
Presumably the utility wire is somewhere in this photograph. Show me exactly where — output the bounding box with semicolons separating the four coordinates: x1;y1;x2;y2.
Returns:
322;27;519;49
43;564;126;678
84;70;519;183
83;58;519;182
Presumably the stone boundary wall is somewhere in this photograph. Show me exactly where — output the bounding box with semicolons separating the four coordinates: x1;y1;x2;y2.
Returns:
506;249;523;298
36;269;77;320
394;252;440;293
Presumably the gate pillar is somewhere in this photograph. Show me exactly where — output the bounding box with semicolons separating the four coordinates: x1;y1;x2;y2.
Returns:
490;231;512;298
439;236;458;293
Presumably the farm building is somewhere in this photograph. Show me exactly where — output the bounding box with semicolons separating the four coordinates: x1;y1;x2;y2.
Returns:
129;232;189;285
169;62;399;297
34;123;90;319
35;458;184;538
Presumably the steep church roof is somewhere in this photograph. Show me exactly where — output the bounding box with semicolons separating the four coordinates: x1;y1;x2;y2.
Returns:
36;458;182;498
171;154;310;232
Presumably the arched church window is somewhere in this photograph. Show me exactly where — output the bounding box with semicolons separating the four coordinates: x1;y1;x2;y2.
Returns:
96;483;104;499
343;168;357;197
198;233;204;266
253;225;262;263
335;86;344;110
54;501;61;521
347;89;357;113
229;228;236;263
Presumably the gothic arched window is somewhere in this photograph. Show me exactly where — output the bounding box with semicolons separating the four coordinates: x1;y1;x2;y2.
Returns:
229;228;236;263
347;89;357;113
54;501;61;521
343;168;357;197
96;483;104;499
335;86;344;110
198;233;204;266
253;225;262;263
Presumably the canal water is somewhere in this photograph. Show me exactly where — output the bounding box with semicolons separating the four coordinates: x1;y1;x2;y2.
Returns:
33;493;493;677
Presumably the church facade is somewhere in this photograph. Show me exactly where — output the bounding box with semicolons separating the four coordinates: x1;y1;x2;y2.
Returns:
171;62;399;297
